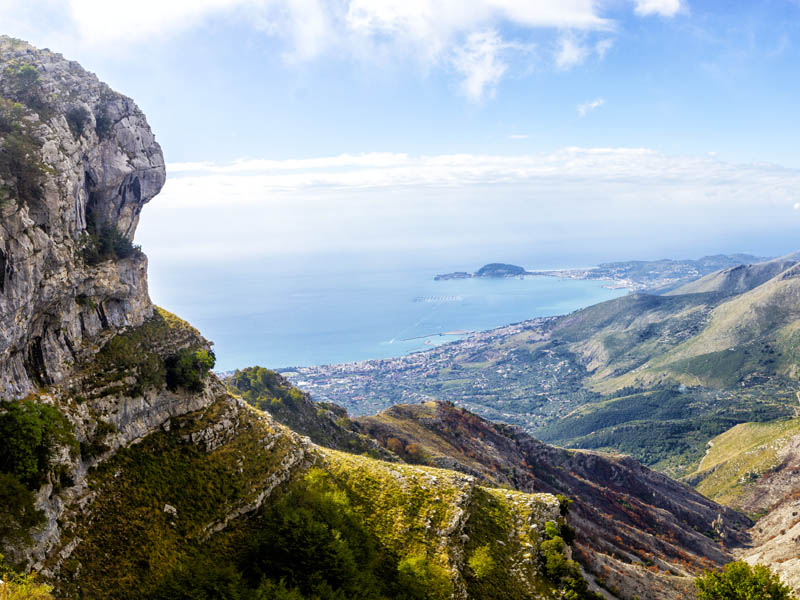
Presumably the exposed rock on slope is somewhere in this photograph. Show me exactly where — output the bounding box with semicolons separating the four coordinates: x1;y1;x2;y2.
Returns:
356;401;752;599
0;36;164;398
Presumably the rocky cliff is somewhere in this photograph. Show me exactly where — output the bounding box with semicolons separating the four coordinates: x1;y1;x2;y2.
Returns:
0;36;164;399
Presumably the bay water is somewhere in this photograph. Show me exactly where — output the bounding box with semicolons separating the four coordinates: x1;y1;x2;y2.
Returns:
148;258;626;371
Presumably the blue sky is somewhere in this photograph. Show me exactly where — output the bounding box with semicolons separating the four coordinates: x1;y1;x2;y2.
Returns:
3;0;800;267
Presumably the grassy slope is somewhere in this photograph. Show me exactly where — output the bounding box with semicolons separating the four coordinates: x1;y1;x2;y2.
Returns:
534;264;800;473
687;419;800;509
665;256;799;297
48;389;570;599
226;366;396;461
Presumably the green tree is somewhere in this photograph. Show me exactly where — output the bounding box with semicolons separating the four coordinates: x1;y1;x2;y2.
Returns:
396;554;452;600
0;400;76;488
0;473;45;545
695;562;794;600
165;348;215;392
0;98;45;208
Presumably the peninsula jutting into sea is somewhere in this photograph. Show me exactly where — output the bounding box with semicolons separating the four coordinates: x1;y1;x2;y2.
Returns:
435;254;768;292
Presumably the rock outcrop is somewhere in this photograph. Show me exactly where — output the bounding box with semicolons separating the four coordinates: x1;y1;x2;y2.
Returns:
0;36;164;398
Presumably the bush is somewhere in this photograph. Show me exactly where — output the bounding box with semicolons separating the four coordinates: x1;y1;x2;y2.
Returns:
65;106;90;139
0;99;45;209
166;348;215;392
0;399;77;488
81;219;142;266
3;64;49;116
556;494;574;516
243;468;397;600
695;561;794;600
0;560;53;600
94;330;166;397
94;108;113;139
538;530;602;600
149;560;248;600
396;553;453;600
467;544;495;579
0;473;45;547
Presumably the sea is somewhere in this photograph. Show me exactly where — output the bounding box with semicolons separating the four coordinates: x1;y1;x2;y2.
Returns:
147;259;626;372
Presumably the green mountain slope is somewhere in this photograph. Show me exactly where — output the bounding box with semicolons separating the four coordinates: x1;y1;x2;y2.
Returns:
686;418;800;509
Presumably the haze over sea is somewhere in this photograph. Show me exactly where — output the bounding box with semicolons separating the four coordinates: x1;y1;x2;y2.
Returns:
148;257;625;371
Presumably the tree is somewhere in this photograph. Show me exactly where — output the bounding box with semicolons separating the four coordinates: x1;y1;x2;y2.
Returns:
165;348;215;392
695;562;794;600
0;400;76;488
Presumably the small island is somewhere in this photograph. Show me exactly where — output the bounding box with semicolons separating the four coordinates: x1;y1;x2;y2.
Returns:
435;263;531;280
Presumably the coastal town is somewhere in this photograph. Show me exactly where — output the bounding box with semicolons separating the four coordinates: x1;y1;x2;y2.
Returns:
279;315;590;430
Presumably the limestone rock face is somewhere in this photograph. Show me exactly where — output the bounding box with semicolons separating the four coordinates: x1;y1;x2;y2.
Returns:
0;36;165;398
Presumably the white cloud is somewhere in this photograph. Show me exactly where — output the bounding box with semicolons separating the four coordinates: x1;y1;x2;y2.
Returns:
508;134;529;139
67;0;245;44
594;38;614;59
138;148;800;262
555;34;589;69
2;0;656;101
633;0;684;17
452;30;513;101
794;202;800;210
554;33;611;70
162;148;800;199
577;97;604;116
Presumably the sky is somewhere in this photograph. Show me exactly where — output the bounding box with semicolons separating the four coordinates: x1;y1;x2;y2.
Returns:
2;0;800;269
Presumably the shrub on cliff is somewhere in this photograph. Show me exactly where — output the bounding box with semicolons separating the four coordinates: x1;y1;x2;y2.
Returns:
538;519;603;600
3;63;50;117
65;106;90;139
0;399;77;488
0;473;45;547
0;400;75;551
0;554;54;600
166;348;215;392
81;220;142;265
695;562;794;600
0;98;45;209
